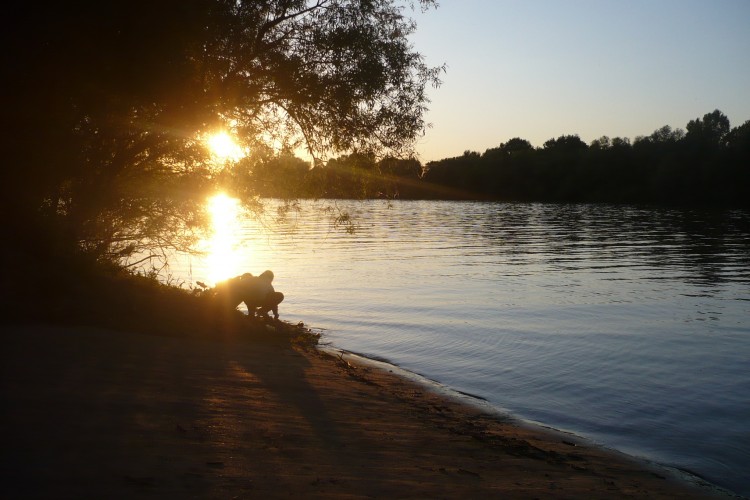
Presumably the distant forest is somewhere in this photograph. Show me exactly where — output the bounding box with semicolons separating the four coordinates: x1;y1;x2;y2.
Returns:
248;109;749;206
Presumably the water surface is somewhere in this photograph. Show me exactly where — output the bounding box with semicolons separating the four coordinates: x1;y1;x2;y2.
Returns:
167;200;750;496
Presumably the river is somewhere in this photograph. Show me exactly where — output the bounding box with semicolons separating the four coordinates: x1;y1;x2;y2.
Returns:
164;199;750;496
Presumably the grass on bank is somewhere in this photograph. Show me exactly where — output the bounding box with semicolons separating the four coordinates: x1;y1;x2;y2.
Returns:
1;254;319;348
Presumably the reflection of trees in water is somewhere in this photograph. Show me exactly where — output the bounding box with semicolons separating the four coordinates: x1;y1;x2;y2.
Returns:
475;203;750;288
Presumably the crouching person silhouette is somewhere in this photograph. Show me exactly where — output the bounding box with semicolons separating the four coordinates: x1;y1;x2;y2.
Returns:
218;270;284;320
241;270;281;319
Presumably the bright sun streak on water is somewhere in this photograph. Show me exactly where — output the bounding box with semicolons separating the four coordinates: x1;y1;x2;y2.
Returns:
206;193;243;285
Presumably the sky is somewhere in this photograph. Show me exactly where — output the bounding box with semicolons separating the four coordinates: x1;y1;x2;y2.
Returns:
408;0;750;162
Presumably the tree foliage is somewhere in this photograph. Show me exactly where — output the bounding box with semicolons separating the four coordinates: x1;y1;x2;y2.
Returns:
418;110;749;205
686;109;731;148
3;0;442;268
294;111;744;205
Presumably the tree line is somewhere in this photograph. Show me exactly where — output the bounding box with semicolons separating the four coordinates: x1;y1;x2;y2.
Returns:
247;109;748;205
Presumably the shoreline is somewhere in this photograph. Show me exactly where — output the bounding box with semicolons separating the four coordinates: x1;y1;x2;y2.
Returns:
1;323;735;498
322;346;736;497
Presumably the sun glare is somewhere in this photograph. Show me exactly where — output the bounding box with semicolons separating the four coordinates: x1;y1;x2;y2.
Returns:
206;193;243;284
207;132;244;162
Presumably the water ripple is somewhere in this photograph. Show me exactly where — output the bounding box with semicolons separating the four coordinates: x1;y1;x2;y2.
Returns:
166;200;750;496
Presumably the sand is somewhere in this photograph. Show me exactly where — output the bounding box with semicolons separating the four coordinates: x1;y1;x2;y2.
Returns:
0;324;730;499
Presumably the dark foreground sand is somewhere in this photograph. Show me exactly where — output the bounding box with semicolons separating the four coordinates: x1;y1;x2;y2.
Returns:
1;324;731;499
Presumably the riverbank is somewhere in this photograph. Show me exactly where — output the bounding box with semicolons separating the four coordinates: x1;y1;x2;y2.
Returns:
1;324;730;499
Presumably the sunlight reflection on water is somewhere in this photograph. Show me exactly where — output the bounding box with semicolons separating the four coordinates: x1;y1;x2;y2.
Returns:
162;200;750;496
204;193;244;284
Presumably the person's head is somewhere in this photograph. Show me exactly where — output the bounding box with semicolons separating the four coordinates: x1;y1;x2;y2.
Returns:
259;270;274;282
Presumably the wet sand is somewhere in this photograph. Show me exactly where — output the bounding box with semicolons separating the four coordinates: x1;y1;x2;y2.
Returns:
0;324;729;499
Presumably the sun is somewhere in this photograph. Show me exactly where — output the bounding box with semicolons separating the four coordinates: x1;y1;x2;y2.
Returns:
207;131;244;162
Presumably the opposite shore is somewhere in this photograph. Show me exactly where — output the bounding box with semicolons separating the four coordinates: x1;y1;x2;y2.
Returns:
1;323;734;499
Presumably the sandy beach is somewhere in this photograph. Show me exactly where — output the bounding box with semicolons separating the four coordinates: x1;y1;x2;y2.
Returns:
1;324;729;499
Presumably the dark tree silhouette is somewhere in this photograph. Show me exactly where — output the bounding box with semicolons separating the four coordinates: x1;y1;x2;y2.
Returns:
543;135;589;151
232;110;750;204
500;138;535;153
686;109;731;148
418;111;748;206
3;0;442;269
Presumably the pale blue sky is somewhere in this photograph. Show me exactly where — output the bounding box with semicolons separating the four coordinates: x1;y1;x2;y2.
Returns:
409;0;750;161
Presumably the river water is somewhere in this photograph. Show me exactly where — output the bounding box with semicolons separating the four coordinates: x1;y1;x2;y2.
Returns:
166;200;750;496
